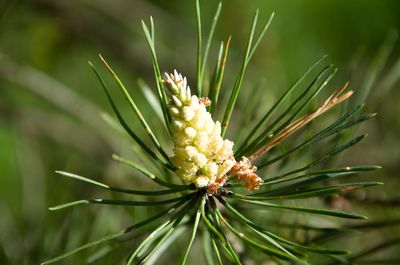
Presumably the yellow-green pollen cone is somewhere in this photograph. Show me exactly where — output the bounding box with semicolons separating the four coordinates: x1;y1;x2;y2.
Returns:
163;71;235;189
163;70;263;193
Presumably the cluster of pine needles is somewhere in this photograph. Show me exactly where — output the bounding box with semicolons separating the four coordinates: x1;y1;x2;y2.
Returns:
43;1;384;264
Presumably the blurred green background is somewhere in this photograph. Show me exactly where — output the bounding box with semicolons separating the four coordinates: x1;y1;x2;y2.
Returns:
1;0;400;264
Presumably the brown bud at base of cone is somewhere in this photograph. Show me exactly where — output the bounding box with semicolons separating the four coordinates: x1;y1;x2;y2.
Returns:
206;175;228;195
230;156;263;191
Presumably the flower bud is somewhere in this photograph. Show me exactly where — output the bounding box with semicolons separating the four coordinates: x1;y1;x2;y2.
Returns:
164;72;235;189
